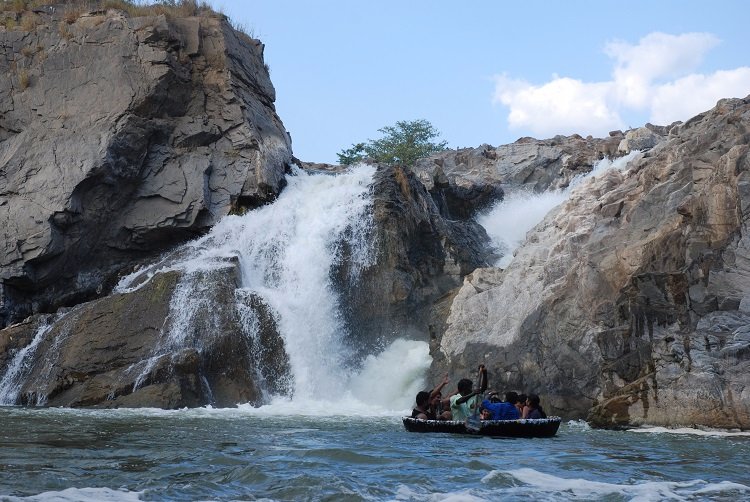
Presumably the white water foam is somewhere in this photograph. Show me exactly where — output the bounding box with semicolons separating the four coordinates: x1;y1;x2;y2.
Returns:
0;322;52;405
477;151;641;268
565;419;592;431
483;468;750;501
254;338;431;416
110;165;430;415
2;487;143;502
394;485;486;501
628;426;750;437
477;190;567;268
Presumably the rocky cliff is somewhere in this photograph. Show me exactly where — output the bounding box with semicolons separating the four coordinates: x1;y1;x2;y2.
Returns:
430;97;750;429
1;3;748;428
0;3;292;327
337;164;492;355
411;132;624;220
0;159;493;408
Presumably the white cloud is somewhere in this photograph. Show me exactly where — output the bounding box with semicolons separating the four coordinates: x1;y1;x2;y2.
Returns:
606;32;719;81
493;75;623;137
650;68;750;124
608;32;720;109
493;32;750;138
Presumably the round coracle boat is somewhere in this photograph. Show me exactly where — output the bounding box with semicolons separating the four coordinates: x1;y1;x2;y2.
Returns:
402;416;562;438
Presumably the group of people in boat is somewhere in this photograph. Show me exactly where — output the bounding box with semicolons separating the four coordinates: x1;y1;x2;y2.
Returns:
411;365;547;421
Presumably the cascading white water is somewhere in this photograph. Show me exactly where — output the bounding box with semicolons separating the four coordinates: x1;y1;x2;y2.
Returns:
478;151;641;267
116;165;431;414
0;322;52;405
478;190;568;268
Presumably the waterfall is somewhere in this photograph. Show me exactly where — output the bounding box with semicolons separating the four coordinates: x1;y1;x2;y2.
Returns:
115;165;430;413
0;321;52;405
478;151;642;267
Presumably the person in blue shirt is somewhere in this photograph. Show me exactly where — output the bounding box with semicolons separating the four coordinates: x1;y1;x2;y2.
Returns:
480;391;521;420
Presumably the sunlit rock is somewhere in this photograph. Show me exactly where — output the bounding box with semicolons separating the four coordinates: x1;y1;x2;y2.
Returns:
411;134;625;219
0;264;290;408
0;7;292;327
431;96;750;429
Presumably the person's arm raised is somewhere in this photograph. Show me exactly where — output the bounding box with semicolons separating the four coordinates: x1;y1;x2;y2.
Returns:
429;373;450;400
478;365;488;393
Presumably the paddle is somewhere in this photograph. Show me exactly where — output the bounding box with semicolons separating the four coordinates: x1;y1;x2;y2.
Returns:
465;365;488;433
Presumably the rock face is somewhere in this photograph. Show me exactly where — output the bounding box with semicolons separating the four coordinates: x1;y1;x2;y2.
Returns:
0;161;491;408
336;164;493;355
431;97;750;429
617;123;679;153
0;6;292;327
411;133;625;219
0;261;291;408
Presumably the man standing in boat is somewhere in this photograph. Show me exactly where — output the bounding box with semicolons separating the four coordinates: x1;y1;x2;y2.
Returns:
449;365;487;421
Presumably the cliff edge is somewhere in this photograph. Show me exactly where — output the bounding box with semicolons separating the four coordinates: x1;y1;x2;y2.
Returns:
432;97;750;429
0;2;292;327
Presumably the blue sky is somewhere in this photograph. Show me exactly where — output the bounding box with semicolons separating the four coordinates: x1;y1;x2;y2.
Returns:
214;1;749;164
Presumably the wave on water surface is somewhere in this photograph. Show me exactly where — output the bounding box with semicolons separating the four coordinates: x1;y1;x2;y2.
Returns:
482;468;750;501
627;426;750;437
3;488;143;502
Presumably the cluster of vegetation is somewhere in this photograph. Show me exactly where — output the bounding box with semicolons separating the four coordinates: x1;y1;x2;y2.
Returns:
0;0;220;20
337;119;449;167
1;1;265;41
1;0;260;40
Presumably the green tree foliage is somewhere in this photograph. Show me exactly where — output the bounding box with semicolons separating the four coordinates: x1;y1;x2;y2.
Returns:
337;119;448;166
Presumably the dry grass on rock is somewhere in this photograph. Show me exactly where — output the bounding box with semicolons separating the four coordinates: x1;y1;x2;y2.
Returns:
0;1;222;20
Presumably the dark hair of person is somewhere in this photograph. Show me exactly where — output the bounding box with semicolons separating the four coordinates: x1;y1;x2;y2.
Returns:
517;393;527;405
505;391;519;404
416;391;430;407
528;394;546;418
457;378;473;395
528;394;541;408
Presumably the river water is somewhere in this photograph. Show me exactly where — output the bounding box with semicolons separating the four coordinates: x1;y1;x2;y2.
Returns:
1;406;749;501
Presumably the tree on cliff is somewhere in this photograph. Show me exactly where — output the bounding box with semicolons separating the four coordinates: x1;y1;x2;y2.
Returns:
337;119;448;166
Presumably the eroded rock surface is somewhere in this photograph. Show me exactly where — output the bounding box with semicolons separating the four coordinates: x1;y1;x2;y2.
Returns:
337;165;492;354
431;97;750;428
0;262;290;408
412;133;628;219
0;6;292;327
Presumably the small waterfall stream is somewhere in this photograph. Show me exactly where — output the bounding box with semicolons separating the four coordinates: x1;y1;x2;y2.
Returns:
478;151;641;267
0;322;52;405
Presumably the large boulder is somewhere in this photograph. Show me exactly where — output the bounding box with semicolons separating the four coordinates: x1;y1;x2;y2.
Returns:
0;261;290;408
617;124;675;153
431;97;750;429
334;164;493;356
0;6;292;327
